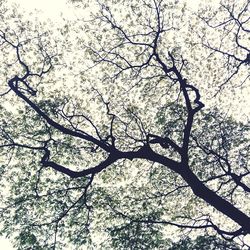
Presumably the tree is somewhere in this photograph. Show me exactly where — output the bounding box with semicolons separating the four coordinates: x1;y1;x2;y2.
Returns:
169;235;241;250
0;0;249;249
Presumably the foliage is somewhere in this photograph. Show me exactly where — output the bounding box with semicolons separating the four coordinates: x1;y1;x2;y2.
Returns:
0;0;249;249
169;235;240;250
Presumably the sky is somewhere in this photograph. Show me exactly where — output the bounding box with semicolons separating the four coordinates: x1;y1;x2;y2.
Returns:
8;0;208;20
9;0;71;18
1;2;68;248
1;1;196;248
9;0;192;14
0;0;239;249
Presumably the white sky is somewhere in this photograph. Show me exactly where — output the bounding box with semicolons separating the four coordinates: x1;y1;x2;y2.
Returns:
9;0;69;17
0;236;14;250
0;0;228;249
7;0;211;20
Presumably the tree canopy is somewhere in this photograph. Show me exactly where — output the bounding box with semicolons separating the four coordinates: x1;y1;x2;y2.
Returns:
0;0;250;249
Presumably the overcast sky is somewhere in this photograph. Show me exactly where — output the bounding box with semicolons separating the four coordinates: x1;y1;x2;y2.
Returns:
8;0;210;20
9;0;70;18
1;0;222;249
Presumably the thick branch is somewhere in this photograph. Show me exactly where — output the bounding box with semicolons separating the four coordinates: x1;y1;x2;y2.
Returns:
8;76;111;152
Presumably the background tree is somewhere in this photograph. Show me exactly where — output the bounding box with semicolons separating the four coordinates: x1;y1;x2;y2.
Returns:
0;0;249;249
169;235;241;250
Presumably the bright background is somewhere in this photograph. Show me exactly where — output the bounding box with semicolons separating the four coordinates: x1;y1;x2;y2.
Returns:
1;0;220;249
